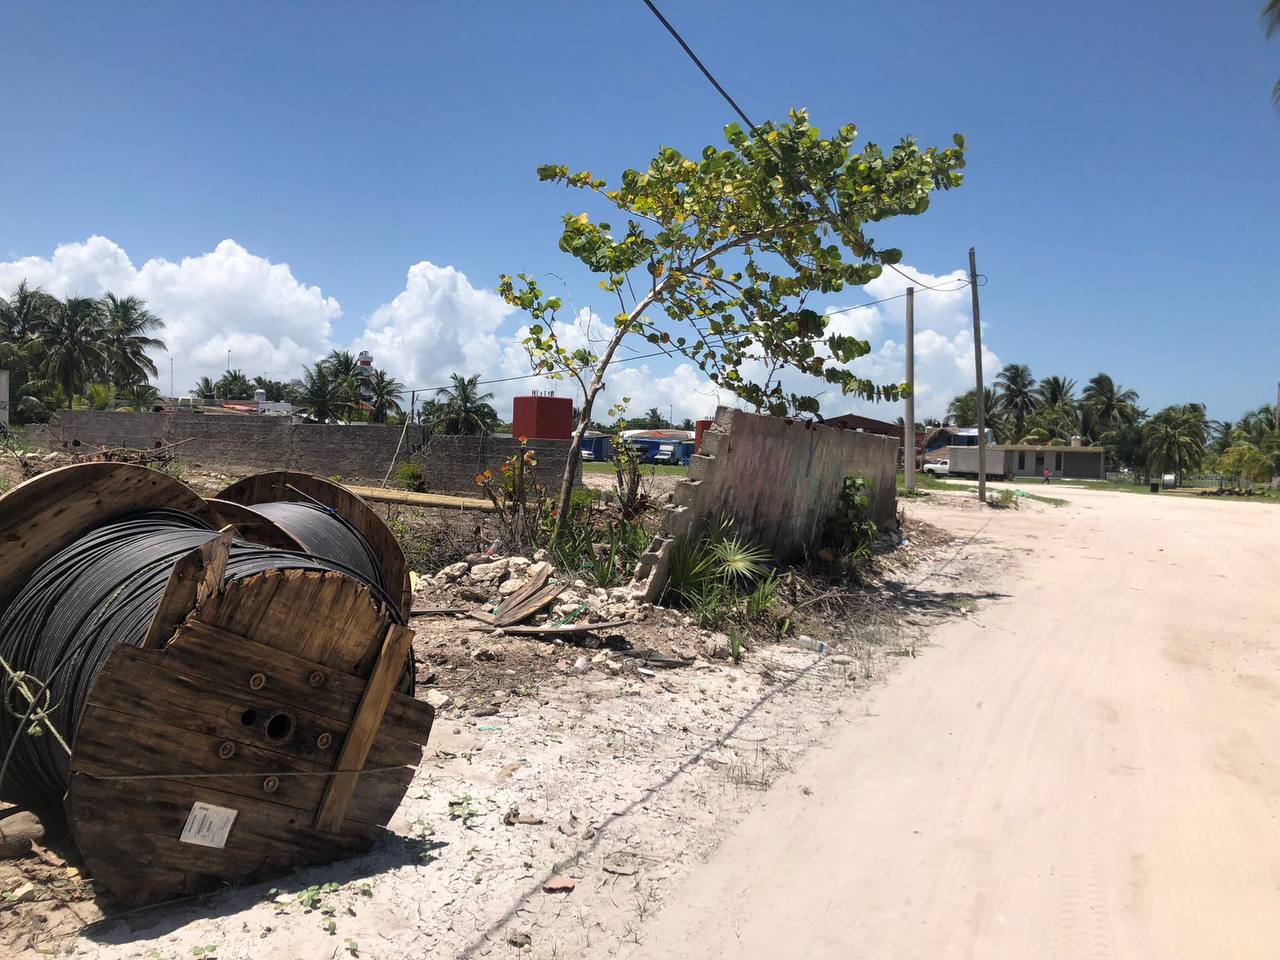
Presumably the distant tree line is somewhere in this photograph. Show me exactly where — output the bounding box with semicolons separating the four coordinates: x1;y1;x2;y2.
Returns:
942;364;1279;485
0;282;167;420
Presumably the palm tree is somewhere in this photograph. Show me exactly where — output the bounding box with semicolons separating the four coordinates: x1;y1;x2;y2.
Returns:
1021;400;1081;444
0;283;58;423
1;281;60;341
289;363;351;423
995;363;1038;439
215;368;254;400
1265;0;1280;105
1081;373;1139;441
432;373;499;435
191;376;217;400
35;297;108;407
322;349;369;405
945;387;1001;435
99;293;165;386
364;368;405;424
116;382;161;412
1146;404;1207;484
1036;375;1077;409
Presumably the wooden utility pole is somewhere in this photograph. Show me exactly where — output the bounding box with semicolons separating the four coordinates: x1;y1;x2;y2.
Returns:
969;247;987;503
904;287;916;492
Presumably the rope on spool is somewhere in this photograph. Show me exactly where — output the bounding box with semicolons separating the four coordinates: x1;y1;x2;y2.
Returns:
0;509;407;803
246;501;386;593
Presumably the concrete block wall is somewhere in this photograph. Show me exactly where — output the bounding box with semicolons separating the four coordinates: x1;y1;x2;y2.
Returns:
633;406;899;600
28;411;576;494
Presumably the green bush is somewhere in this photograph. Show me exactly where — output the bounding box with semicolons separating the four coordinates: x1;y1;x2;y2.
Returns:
822;474;879;569
393;462;428;492
663;514;774;631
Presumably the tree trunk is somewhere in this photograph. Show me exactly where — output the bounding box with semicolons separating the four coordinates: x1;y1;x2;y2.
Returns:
549;288;663;544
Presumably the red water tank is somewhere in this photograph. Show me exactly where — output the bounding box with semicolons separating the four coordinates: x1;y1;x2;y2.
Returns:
512;395;573;440
694;418;713;453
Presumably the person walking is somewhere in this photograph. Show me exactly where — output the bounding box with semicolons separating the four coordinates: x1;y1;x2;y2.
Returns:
1043;467;1052;484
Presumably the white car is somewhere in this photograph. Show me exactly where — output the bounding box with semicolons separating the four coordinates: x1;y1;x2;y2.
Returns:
922;459;949;476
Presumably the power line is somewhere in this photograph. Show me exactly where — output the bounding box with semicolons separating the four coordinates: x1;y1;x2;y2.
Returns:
403;340;736;395
638;0;976;292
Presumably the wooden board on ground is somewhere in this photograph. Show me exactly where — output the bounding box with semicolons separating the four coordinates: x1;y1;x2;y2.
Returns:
66;573;433;905
216;472;412;619
500;619;630;636
0;462;217;617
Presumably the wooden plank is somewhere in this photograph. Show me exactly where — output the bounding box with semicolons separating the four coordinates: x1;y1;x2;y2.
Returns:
0;462;216;617
198;570;389;676
494;582;564;627
500;618;631;637
204;498;305;551
342;484;497;512
85;643;427;764
315;624;414;833
491;564;552;620
72;703;413;826
140;527;233;650
173;620;432;736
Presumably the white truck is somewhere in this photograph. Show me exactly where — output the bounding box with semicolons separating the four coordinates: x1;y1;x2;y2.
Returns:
944;445;1008;480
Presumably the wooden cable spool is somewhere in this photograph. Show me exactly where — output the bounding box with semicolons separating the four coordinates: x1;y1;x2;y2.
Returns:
0;464;433;905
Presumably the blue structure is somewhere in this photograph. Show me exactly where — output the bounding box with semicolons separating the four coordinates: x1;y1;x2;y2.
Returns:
617;430;695;465
579;431;613;463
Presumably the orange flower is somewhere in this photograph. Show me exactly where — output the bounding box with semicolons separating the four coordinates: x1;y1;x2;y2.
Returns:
518;435;528;444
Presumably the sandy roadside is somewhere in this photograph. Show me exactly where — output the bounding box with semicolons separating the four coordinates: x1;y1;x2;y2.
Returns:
629;486;1280;959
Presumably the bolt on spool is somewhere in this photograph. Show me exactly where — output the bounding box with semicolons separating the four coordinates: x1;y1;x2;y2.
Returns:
308;670;326;688
248;672;267;691
217;741;236;760
262;775;280;793
316;732;332;749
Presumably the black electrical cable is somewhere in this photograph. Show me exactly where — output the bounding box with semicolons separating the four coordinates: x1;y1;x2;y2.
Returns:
0;509;407;803
247;501;386;593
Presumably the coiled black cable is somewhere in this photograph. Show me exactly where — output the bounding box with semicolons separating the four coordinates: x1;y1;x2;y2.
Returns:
0;509;406;803
247;501;386;593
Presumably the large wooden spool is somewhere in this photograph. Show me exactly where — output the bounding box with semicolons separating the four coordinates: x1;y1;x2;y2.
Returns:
0;465;433;905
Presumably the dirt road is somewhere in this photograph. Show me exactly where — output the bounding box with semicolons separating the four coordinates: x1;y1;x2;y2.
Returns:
632;487;1280;959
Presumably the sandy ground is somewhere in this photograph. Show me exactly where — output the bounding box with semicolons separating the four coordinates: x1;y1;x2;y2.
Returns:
49;503;993;960
630;485;1280;959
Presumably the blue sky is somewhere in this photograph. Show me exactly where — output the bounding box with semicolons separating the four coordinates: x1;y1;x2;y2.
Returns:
2;0;1277;424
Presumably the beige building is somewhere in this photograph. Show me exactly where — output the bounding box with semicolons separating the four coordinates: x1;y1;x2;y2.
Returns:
946;437;1106;480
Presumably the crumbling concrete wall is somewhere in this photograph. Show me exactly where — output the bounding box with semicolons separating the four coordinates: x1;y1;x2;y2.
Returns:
633;406;898;600
26;411;576;493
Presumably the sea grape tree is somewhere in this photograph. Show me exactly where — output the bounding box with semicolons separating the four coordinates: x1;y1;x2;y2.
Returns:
500;109;966;539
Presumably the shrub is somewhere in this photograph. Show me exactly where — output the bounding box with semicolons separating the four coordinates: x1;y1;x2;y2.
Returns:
392;462;428;493
822;474;879;571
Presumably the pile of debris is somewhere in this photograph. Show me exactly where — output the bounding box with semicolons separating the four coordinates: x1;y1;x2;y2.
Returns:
420;551;649;633
408;553;745;717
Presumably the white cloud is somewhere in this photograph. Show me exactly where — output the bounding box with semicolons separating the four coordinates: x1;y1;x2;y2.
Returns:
0;236;340;395
350;261;511;394
0;238;990;425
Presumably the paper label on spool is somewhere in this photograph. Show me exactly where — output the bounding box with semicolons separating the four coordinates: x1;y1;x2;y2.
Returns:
179;802;238;848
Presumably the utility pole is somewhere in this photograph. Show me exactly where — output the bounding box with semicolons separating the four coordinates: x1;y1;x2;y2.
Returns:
904;286;916;492
969;247;987;504
169;357;174;398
